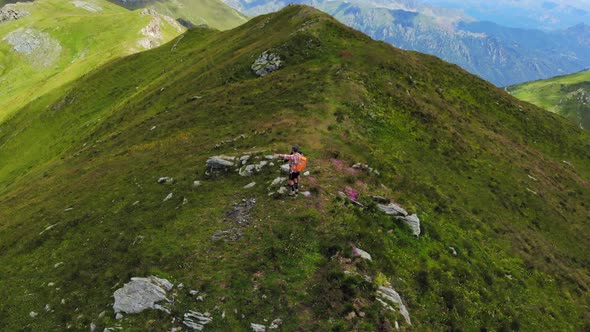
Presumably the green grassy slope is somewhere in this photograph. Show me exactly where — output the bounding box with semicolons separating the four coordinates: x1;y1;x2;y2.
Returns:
108;0;249;30
508;70;590;131
1;5;590;331
0;0;183;122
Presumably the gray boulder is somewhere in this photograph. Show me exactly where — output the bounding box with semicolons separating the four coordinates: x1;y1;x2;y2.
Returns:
396;214;421;237
183;311;212;331
206;156;234;171
112;276;173;314
377;203;408;217
251;51;281;77
377;284;411;326
157;177;173;184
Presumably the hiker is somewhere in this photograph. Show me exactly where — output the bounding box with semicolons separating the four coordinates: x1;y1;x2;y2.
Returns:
275;144;306;195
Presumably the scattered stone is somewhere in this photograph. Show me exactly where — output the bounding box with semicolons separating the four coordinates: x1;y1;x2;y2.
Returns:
301;191;312;198
39;223;60;235
211;228;242;241
526;188;538;195
345;311;357;320
251;51;282;77
376;284;411;326
183;311;212;331
29;311;38;318
158;177;174;184
0;7;29;23
115;313;123;320
44;304;51;312
269;177;286;188
193;181;202;187
527;174;538;181
196;296;204;302
280;164;290;174
177;283;184;289
352;246;372;261
265;155;277;160
98;311;106;319
250;323;266;332
189;290;199;296
269;318;283;330
64;207;74;212
132;201;140;206
163;193;173;202
206;156;234;172
90;322;97;332
377;203;408;217
244;182;256;189
449;247;457;256
303;171;310;176
112;276;173;314
276;187;288;195
3;28;62;67
396;214;421;237
48;282;55;287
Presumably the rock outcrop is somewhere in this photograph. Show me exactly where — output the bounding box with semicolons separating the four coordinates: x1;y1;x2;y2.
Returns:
113;276;173;314
0;7;29;23
378;203;421;237
251;51;281;77
3;28;62;67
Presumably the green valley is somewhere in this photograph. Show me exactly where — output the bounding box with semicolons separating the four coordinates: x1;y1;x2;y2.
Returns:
0;4;589;331
0;0;184;122
508;70;590;131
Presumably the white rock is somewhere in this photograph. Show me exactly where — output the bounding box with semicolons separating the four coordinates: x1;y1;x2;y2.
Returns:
54;262;64;268
269;177;286;188
163;193;173;202
377;285;411;326
250;323;266;332
377;203;408;217
398;214;421;237
115;313;123;320
112;276;173;314
193;181;202;187
353;247;372;261
301;191;312;197
269;318;283;329
90;322;96;331
98;311;106;319
48;282;55;287
303;171;310;176
158;177;174;184
29;311;38;318
244;182;256;189
183;310;212;331
44;304;51;312
280;164;290;173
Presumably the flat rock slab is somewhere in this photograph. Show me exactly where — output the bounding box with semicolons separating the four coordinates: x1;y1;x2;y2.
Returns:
113;276;173;314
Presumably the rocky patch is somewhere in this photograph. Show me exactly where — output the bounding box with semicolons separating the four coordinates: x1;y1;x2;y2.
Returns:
251;51;281;77
378;202;421;237
3;28;62;67
71;1;102;12
113;276;173;314
0;6;29;23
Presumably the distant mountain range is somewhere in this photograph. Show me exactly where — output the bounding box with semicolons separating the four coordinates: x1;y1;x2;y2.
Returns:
420;0;590;31
222;0;590;86
508;69;590;131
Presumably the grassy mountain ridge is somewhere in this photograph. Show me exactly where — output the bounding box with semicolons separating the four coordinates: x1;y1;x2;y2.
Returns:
222;0;590;86
508;70;590;131
107;0;249;30
0;0;183;122
1;4;590;331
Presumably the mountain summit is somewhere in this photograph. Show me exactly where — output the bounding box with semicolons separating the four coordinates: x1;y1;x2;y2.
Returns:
1;4;589;331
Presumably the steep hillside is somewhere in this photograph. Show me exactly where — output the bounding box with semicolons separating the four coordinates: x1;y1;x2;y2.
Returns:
0;0;183;122
1;5;590;331
107;0;248;30
508;70;590;132
222;0;590;86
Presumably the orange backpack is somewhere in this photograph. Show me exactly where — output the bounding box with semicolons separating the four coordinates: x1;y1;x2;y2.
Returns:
294;155;307;172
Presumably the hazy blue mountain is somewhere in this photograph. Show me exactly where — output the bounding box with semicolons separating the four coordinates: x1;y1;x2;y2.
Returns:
420;0;590;31
222;0;590;86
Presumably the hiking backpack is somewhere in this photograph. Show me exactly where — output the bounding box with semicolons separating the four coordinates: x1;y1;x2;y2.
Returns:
294;155;307;172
